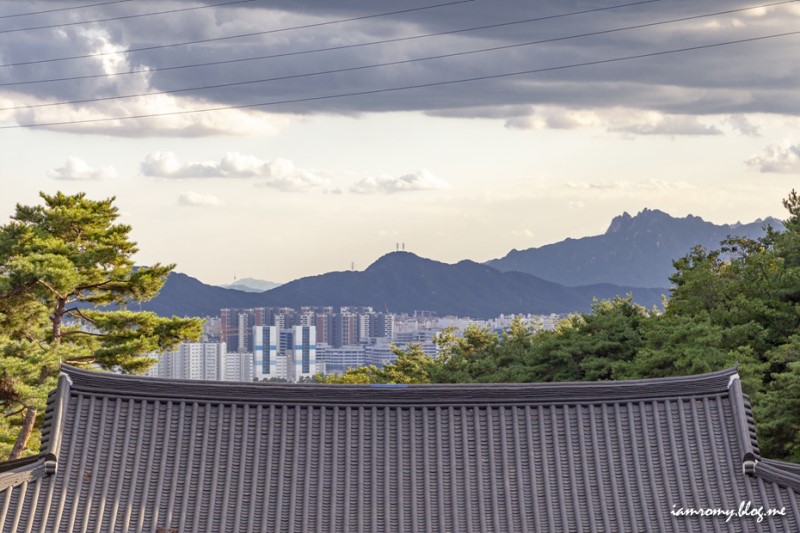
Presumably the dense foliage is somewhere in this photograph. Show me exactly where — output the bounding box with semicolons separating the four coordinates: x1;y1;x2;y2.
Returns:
327;191;800;461
317;343;434;385
0;192;203;458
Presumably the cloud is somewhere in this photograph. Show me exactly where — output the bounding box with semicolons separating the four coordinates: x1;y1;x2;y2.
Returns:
7;94;292;138
566;179;694;191
141;152;330;191
609;115;723;136
504;115;542;130
505;108;602;131
427;105;534;121
726;115;761;136
745;141;800;173
142;152;223;178
2;0;799;134
351;169;450;194
178;191;223;207
48;157;117;180
254;158;331;191
501;108;726;136
0;26;293;137
510;229;534;237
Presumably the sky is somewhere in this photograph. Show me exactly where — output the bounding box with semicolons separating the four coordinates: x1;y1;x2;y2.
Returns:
0;0;798;285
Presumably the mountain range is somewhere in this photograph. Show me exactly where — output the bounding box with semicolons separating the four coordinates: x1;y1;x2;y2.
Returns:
136;209;781;318
486;209;781;288
138;252;666;318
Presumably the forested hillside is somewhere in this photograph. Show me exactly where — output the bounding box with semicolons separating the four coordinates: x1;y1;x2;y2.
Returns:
325;191;800;462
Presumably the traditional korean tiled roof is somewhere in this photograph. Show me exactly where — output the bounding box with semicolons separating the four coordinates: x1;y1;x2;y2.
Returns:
1;365;799;532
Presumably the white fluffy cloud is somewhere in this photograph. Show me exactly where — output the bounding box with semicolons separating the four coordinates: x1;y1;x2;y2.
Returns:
253;158;331;192
178;191;223;207
502;108;728;137
7;95;293;138
48;156;117;180
141;152;329;191
745;141;800;173
351;169;450;194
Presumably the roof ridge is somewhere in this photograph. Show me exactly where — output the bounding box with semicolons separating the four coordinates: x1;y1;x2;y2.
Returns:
59;364;740;405
728;373;758;475
0;457;45;493
753;460;800;492
41;373;72;476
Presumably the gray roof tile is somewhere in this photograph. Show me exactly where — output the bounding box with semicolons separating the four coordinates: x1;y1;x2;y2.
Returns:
0;366;798;532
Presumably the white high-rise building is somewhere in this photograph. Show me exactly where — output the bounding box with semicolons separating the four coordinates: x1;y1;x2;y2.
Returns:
143;358;160;378
224;352;254;382
253;325;278;380
317;344;365;375
276;354;289;381
289;325;316;382
154;342;226;380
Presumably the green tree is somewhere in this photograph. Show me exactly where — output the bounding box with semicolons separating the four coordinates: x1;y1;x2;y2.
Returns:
0;192;203;458
617;191;800;456
755;337;800;460
317;343;434;384
428;324;500;383
316;364;383;384
433;301;651;384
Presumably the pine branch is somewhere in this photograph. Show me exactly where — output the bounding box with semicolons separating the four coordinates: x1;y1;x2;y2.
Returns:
74;279;126;292
0;279;39;300
65;308;97;324
60;330;107;338
36;279;63;299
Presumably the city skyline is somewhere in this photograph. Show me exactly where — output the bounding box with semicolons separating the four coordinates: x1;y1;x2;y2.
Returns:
1;0;798;284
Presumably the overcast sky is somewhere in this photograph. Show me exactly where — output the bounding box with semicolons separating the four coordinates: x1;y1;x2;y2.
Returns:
1;0;798;284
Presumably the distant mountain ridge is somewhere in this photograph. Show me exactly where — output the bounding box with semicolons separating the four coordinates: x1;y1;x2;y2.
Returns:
220;278;281;292
140;253;666;318
486;209;782;288
139;209;781;318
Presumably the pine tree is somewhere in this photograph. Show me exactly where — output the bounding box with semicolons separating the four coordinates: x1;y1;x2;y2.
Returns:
0;192;203;458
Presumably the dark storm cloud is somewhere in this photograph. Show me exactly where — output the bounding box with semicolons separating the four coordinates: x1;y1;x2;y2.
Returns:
1;0;798;132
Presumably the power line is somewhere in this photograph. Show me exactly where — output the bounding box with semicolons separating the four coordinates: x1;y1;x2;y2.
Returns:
3;29;798;130
0;0;255;35
0;0;660;88
0;0;476;68
3;0;791;113
0;0;133;20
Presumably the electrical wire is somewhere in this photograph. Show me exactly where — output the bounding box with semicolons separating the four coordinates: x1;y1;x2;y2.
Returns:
0;0;661;88
3;29;797;130
0;0;255;35
2;0;791;112
0;0;133;20
0;0;474;68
